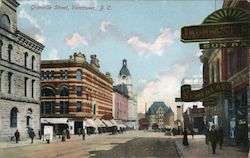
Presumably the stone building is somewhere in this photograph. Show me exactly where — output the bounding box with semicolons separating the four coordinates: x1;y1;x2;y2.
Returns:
117;59;138;129
40;53;113;135
0;0;44;141
147;101;174;129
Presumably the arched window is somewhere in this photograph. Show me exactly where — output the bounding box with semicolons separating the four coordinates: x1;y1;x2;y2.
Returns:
41;87;55;96
31;56;35;70
24;52;28;68
8;72;12;94
60;86;69;96
8;45;12;62
26;108;32;127
1;14;10;30
76;69;82;80
10;107;18;127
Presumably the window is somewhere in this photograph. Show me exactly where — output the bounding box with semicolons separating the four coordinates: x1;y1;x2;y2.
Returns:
41;87;55;96
60;86;69;96
41;71;45;80
237;48;243;71
26;116;31;126
31;80;35;98
24;52;28;68
1;14;10;30
51;71;54;80
76;86;82;96
60;101;69;114
76;69;82;80
229;50;234;77
76;101;82;112
31;56;35;70
8;72;12;94
10;107;18;127
8;45;12;62
24;77;28;96
216;59;220;82
41;102;55;114
211;65;214;83
0;40;2;59
61;70;68;80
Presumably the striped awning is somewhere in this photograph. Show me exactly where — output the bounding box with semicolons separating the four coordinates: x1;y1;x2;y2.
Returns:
41;118;68;124
102;120;113;127
86;119;97;128
94;119;106;127
110;119;118;126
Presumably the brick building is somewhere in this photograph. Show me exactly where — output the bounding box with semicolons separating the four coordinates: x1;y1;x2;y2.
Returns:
0;0;44;141
40;53;113;135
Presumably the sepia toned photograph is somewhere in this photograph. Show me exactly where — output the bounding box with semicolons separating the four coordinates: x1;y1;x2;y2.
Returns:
0;0;249;157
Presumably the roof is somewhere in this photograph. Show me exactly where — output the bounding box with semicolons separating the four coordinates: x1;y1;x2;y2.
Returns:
113;84;129;97
119;59;131;77
147;101;172;115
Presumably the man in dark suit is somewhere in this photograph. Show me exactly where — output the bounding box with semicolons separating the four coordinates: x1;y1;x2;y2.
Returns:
209;125;217;154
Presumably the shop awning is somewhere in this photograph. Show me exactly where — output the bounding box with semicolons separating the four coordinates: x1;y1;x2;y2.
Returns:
94;119;106;127
86;119;97;128
102;120;113;127
110;119;118;126
118;124;126;129
41;118;68;124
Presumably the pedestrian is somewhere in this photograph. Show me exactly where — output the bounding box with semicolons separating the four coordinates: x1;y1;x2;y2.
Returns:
191;129;195;139
183;128;189;146
205;127;209;144
81;128;85;140
209;125;217;154
66;128;70;139
14;129;20;143
29;129;36;144
62;129;66;142
217;126;223;149
38;130;42;140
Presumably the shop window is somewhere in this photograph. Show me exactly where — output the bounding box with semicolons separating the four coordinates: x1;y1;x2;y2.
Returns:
10;107;18;127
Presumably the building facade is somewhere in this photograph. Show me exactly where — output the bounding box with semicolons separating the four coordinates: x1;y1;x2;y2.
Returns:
41;53;113;135
112;84;129;122
0;0;44;141
117;59;138;129
147;101;174;129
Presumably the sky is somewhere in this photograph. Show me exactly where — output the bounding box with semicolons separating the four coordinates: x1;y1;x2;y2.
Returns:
16;0;224;115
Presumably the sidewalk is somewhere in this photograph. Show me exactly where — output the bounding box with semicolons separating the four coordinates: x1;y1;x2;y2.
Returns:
175;135;248;158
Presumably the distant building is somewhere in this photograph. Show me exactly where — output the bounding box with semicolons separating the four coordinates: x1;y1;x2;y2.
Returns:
0;0;44;141
176;105;184;132
183;105;205;133
147;102;174;129
40;53;113;135
117;59;138;129
113;84;129;123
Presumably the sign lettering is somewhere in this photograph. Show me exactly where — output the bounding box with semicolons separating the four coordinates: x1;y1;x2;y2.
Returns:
199;41;250;49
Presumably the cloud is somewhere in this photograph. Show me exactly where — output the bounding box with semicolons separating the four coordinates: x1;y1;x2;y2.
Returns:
99;21;113;32
42;48;59;60
18;8;45;44
65;33;88;49
136;53;200;114
128;28;178;56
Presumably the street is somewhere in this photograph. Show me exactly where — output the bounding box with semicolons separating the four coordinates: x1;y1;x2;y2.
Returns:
0;131;180;158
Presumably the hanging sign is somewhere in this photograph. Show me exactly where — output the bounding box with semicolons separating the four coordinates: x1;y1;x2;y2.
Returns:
181;22;250;43
181;82;231;102
199;41;250;49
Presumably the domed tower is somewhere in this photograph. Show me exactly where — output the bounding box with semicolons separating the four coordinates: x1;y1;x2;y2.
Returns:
118;59;133;97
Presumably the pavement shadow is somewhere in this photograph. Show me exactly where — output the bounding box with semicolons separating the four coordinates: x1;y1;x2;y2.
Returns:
89;138;180;158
